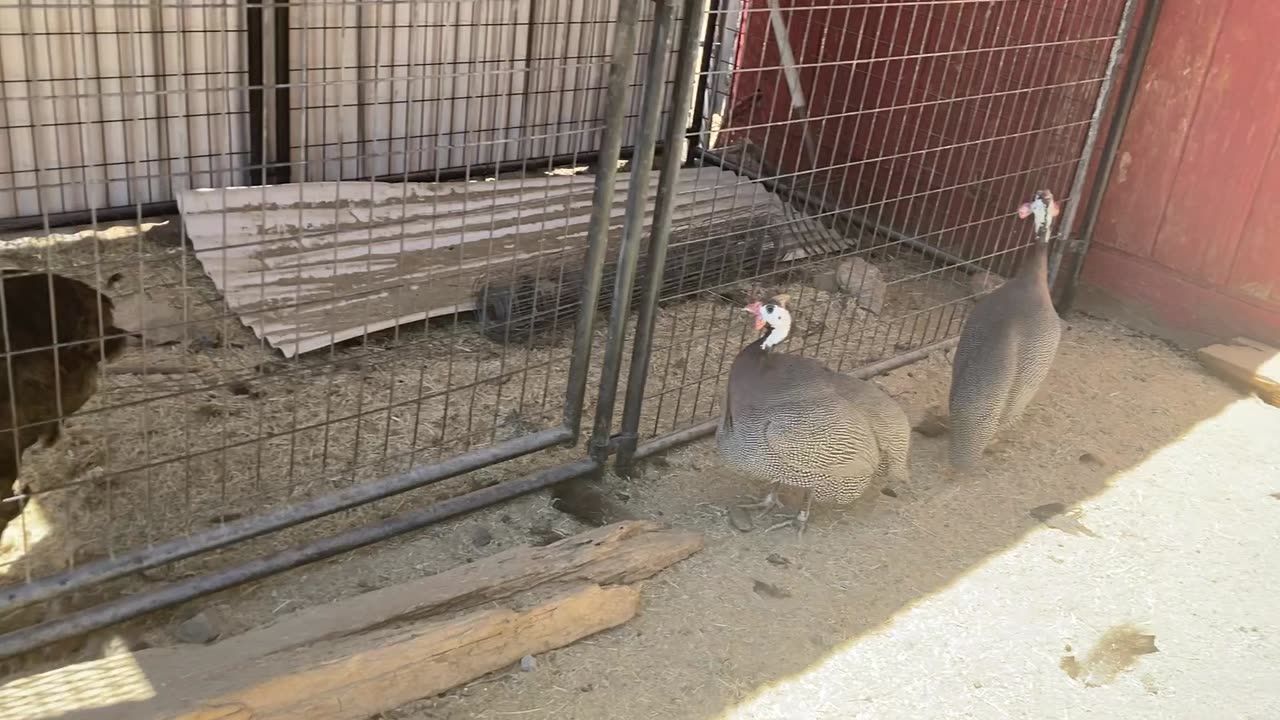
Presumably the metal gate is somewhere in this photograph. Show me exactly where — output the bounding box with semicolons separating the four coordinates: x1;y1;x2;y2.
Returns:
0;0;1139;662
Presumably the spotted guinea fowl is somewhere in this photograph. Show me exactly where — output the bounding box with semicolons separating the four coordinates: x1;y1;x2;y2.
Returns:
948;189;1063;470
716;294;911;538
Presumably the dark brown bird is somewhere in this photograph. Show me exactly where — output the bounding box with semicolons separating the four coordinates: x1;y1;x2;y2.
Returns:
0;270;129;535
716;294;911;539
948;189;1063;470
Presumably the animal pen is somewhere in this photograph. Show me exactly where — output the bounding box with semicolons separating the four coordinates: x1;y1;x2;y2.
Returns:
0;0;1138;664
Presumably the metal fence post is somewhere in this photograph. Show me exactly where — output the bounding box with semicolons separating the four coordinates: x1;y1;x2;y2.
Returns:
587;0;680;464
614;0;708;472
561;0;644;442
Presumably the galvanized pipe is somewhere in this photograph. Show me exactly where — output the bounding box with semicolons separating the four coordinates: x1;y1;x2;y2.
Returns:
1048;0;1142;289
615;0;708;470
562;0;644;441
1057;0;1163;312
588;0;679;463
0;427;571;613
0;456;600;660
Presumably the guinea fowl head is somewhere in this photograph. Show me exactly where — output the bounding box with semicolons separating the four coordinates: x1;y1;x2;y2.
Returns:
743;294;792;350
1017;189;1059;242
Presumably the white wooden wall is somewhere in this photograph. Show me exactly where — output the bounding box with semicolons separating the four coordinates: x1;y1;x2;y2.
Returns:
0;0;689;221
0;3;248;220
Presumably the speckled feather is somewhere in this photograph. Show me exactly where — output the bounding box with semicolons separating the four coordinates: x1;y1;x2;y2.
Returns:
718;334;911;504
948;201;1062;468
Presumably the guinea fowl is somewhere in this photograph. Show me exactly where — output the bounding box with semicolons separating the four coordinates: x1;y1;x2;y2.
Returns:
948;189;1063;470
0;270;130;535
716;294;911;539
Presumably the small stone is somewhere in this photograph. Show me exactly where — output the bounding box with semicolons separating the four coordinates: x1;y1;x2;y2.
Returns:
766;553;791;567
227;380;263;399
810;270;840;293
912;406;949;438
752;579;791;599
519;654;537;672
880;487;899;498
175;610;221;645
728;506;754;532
470;526;493;547
833;257;886;315
1078;452;1105;468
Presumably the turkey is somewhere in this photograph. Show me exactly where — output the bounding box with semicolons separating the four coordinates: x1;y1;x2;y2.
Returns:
948;189;1063;470
716;294;911;539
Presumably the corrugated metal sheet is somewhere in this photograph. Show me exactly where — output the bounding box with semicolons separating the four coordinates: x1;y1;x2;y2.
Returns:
176;168;841;357
1086;0;1280;344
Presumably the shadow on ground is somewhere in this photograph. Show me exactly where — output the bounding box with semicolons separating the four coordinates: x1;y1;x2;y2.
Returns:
380;306;1280;719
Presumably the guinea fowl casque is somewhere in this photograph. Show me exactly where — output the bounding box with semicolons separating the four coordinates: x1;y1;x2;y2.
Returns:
948;189;1063;470
716;294;911;539
0;270;129;536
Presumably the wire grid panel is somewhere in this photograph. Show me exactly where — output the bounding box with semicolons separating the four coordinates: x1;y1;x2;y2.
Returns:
0;3;248;219
0;2;663;595
288;0;683;181
631;0;1129;442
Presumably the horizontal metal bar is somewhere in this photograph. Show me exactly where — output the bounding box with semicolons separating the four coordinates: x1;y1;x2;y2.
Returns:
632;337;959;461
0;427;572;614
0;455;600;660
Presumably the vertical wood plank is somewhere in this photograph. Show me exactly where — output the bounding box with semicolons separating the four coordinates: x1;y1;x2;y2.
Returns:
1227;125;1280;307
1152;0;1280;283
1091;0;1226;259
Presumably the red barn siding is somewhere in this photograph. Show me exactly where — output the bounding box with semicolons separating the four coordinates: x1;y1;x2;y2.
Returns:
1084;0;1280;345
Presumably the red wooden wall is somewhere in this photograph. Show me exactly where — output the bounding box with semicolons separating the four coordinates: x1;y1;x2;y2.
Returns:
717;0;1125;276
1082;0;1280;345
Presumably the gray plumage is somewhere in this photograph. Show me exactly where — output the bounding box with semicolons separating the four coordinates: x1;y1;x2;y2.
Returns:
717;298;911;515
948;189;1063;469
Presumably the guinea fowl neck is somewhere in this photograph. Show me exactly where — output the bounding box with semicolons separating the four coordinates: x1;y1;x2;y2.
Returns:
1017;227;1051;284
749;329;773;353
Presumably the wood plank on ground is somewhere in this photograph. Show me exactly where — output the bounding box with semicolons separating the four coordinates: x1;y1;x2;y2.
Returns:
1196;336;1280;406
0;521;703;720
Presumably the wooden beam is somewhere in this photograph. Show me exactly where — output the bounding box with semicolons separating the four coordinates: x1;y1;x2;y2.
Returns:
1197;336;1280;406
0;522;702;720
169;584;639;720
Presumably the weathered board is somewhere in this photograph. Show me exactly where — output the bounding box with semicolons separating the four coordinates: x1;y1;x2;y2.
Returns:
176;168;842;357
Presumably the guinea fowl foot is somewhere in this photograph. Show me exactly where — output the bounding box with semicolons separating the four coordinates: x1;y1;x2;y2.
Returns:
737;488;783;521
763;509;809;541
763;491;814;541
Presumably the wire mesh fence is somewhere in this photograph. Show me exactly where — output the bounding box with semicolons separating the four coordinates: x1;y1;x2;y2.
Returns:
0;0;1133;663
615;0;1133;455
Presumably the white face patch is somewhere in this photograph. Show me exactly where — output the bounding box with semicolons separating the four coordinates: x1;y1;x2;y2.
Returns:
759;303;792;349
1030;196;1053;240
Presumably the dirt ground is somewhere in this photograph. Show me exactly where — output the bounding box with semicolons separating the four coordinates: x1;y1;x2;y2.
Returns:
2;212;1279;718
361;312;1280;720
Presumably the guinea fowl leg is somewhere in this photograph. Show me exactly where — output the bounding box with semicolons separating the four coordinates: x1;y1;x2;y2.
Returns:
764;490;815;541
737;483;784;520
